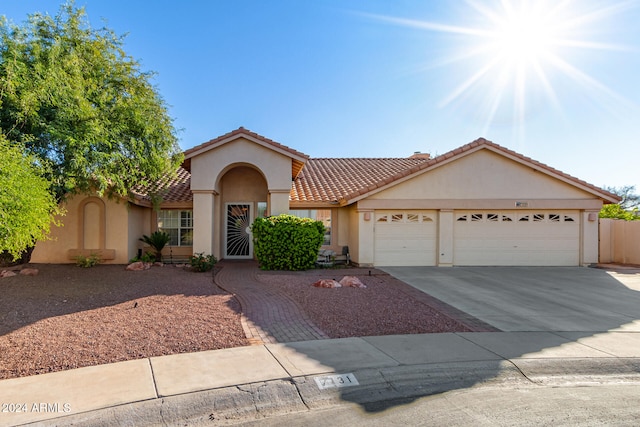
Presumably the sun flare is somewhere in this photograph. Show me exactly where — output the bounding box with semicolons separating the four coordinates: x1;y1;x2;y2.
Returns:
366;0;635;144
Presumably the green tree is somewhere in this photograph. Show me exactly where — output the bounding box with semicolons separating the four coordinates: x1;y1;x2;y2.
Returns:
600;185;640;220
604;185;639;210
599;203;639;221
0;135;62;261
0;2;182;202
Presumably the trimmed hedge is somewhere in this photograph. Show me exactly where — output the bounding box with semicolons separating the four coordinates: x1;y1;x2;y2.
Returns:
251;214;325;270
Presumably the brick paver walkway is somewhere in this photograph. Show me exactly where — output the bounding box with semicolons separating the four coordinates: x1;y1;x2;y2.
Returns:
214;260;329;344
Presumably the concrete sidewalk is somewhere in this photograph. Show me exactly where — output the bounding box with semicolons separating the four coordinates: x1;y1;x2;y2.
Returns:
2;331;640;426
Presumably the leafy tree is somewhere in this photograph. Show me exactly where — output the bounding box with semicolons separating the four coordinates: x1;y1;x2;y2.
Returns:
599;203;639;221
0;135;62;261
0;2;182;202
600;185;640;220
604;185;639;210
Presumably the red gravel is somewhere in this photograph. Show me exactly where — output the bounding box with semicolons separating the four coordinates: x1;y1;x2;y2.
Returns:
1;264;477;381
257;269;473;338
0;264;248;380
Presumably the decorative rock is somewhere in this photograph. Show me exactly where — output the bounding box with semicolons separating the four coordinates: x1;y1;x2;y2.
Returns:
1;270;17;278
312;279;342;288
339;276;367;288
19;268;39;276
125;261;151;271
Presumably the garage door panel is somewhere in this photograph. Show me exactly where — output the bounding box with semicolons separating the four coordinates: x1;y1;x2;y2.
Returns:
454;211;579;266
374;211;437;266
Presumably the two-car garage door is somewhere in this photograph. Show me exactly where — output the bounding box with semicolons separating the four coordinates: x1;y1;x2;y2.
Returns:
374;210;580;266
453;211;580;266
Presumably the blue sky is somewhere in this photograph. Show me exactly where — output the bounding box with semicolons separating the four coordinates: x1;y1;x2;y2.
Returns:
3;0;639;193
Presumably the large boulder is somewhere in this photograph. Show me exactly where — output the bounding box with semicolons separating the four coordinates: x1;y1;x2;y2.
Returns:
19;268;39;276
312;279;342;288
1;270;17;278
126;261;151;271
339;276;367;288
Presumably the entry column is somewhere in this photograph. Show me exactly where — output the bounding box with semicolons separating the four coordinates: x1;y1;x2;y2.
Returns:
192;190;216;256
269;189;290;215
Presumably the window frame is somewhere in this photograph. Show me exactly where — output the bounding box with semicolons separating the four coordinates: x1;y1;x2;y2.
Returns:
157;209;194;247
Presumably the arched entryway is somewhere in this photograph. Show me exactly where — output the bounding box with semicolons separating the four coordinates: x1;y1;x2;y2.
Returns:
219;165;268;259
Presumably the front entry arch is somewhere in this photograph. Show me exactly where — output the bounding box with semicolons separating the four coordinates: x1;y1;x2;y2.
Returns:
218;165;268;260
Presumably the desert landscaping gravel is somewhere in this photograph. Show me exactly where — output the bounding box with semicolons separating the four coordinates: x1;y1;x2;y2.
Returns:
0;264;247;380
1;263;473;380
257;270;472;338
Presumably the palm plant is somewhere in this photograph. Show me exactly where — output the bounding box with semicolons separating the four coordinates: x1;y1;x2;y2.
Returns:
139;231;171;263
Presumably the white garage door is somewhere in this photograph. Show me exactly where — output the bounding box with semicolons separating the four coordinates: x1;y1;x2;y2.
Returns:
454;211;580;266
374;211;437;266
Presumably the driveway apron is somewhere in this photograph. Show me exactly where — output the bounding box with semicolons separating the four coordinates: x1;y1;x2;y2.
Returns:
381;266;640;332
214;260;329;344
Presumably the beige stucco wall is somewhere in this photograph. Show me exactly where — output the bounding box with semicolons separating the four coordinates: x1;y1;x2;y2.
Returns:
32;194;133;264
127;204;152;261
191;138;292;192
600;218;640;265
368;149;598;204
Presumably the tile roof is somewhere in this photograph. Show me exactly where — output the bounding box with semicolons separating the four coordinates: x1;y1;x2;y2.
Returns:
290;138;621;205
290;157;429;203
131;166;192;205
133;135;620;207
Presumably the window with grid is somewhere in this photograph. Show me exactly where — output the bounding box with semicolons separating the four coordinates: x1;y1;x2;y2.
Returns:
158;210;193;246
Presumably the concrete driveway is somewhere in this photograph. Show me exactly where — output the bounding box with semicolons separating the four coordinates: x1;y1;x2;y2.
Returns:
382;266;640;332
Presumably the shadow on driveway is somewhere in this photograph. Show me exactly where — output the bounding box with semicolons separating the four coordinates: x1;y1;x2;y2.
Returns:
270;266;640;414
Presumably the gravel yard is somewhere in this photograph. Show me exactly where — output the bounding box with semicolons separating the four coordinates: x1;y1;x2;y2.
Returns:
0;264;247;380
257;269;473;338
1;263;473;380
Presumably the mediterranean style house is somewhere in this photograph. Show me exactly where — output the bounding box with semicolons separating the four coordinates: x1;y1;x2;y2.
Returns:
32;127;619;267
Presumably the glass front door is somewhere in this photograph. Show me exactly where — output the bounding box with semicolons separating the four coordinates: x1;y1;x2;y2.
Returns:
225;203;252;258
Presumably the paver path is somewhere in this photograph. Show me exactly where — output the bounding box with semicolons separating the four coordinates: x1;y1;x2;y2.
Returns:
214;260;329;344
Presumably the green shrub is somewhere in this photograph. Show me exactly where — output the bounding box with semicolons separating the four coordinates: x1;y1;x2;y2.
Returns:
139;231;170;262
251;214;325;271
75;252;102;268
189;252;216;272
129;252;156;264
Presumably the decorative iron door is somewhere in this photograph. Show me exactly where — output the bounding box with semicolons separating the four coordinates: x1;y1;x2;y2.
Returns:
225;203;252;258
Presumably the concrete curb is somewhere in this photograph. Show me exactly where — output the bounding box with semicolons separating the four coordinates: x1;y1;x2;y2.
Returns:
2;332;640;426
28;358;640;426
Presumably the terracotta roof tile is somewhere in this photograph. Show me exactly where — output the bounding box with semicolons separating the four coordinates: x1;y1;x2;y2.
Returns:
290;138;620;205
134;135;619;207
290;157;429;203
132;166;192;204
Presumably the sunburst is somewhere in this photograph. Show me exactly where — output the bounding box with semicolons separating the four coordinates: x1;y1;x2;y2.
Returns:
364;0;636;144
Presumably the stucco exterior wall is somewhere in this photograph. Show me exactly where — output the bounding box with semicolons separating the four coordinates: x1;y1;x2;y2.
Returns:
191;138;292;192
368;150;597;204
127;204;151;261
32;194;132;264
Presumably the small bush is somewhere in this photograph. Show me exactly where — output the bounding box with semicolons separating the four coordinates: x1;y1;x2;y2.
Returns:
252;214;325;270
190;252;216;272
129;252;156;264
75;252;102;268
